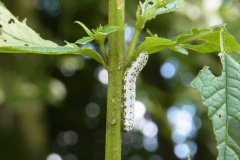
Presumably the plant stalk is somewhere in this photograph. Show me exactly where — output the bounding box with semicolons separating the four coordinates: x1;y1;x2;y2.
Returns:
105;0;125;160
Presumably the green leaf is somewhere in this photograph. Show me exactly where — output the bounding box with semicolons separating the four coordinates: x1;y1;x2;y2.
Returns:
155;0;183;15
75;37;94;44
75;21;120;44
179;29;240;54
0;2;58;48
135;26;224;56
136;0;182;29
135;25;240;56
0;2;106;67
191;52;240;159
134;37;174;55
101;25;120;34
169;46;188;55
134;25;222;55
171;25;223;52
75;22;119;62
78;47;106;66
172;24;240;54
0;45;106;67
75;21;94;37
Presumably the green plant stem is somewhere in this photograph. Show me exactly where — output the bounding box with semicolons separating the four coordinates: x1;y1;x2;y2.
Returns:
127;28;141;61
105;0;125;160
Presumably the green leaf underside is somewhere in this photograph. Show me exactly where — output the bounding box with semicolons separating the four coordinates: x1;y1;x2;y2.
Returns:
0;2;105;66
191;52;240;160
0;46;104;65
134;37;174;55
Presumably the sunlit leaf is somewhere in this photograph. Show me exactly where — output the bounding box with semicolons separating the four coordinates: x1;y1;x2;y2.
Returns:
171;25;224;53
177;27;240;54
136;0;182;29
169;46;188;55
0;2;106;67
135;25;240;57
134;37;174;55
0;2;58;48
155;0;182;15
191;52;240;160
101;25;120;34
75;21;119;43
138;0;182;20
134;26;221;56
75;37;94;44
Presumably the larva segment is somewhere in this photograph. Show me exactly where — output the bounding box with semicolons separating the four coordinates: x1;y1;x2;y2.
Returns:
122;51;149;132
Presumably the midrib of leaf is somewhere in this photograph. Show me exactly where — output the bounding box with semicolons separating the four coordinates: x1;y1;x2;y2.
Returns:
220;52;228;156
217;53;237;157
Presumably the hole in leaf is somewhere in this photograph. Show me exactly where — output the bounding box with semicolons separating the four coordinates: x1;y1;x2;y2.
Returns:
8;18;15;24
147;0;154;5
218;114;222;119
149;2;154;5
24;44;29;46
197;53;222;77
0;24;2;28
228;118;240;146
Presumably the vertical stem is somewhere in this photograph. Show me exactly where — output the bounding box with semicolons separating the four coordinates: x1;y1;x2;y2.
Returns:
105;0;125;160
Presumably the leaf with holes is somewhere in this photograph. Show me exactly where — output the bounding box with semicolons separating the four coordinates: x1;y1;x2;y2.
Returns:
134;24;240;58
0;2;106;67
175;26;240;54
191;51;240;159
0;2;58;48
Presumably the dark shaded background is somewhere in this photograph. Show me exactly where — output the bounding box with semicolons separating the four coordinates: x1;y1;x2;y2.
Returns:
0;0;240;160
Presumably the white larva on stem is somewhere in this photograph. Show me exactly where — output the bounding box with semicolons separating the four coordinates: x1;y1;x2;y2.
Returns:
122;51;149;132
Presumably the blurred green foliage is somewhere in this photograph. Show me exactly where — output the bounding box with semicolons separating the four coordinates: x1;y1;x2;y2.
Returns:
0;0;240;160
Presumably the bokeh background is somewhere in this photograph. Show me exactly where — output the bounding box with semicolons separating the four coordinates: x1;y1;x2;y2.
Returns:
0;0;240;160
